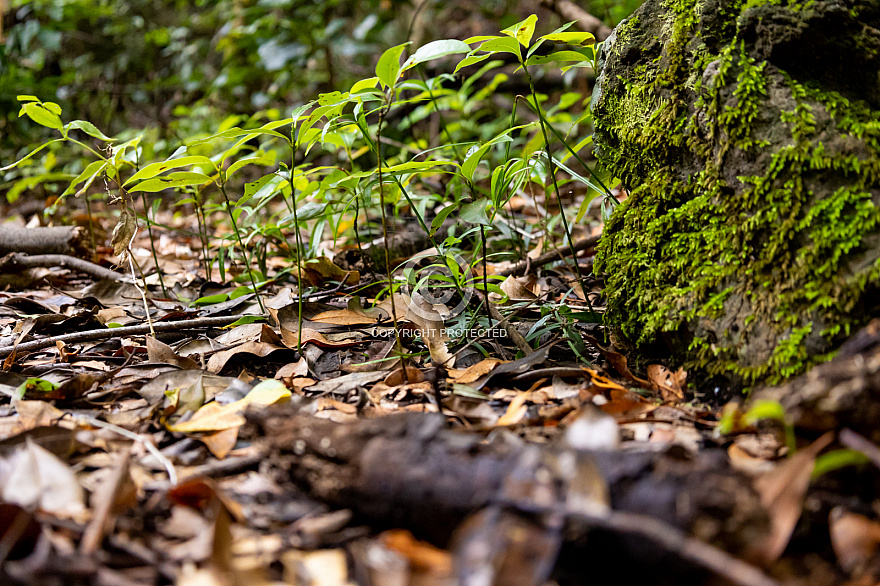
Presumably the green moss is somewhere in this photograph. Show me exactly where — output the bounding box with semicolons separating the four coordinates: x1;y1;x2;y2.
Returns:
592;0;880;384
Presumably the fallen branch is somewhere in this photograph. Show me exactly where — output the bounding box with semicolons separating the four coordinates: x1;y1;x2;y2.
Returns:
0;253;133;283
0;225;89;257
247;407;774;584
0;315;257;358
498;233;600;277
540;0;613;41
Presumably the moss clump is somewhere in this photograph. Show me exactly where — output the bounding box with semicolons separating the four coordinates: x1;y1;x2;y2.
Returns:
591;0;880;385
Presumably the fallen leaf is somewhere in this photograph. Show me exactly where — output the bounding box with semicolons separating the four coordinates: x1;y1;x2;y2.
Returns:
448;359;505;384
750;431;834;564
496;392;529;426
829;507;880;575
1;438;86;519
646;364;687;401
167;379;291;433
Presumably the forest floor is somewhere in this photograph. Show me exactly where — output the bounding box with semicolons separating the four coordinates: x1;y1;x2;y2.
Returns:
1;197;879;586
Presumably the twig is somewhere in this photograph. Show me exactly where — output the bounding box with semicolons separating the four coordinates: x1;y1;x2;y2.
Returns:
576;509;780;586
72;414;177;486
475;290;534;356
0;253;134;283
498;233;601;277
80;448;133;554
0;314;256;358
539;0;613;40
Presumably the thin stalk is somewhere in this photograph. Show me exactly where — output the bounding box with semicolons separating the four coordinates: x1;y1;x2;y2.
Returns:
480;226;492;327
375;104;406;361
218;180;265;313
193;190;212;281
286;134;306;356
139;192;168;298
84;194;97;261
523;71;595;314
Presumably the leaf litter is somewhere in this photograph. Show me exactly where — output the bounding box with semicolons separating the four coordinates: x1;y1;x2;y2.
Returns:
0;206;879;586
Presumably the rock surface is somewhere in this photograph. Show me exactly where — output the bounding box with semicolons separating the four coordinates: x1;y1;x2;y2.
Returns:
591;0;880;385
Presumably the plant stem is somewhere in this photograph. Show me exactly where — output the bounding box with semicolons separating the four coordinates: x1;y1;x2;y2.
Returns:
218;180;265;313
140;192;168;298
524;69;596;314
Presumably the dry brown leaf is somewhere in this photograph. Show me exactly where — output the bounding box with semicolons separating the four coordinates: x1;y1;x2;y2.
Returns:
280;326;361;349
750;431;834;564
147;336;200;370
201;427;239;459
496;392;529;427
206;341;289;374
449;359;505;384
111;206;137;258
496;275;539;302
302;256;359;287
275;358;309;380
380;529;452;575
646;364;687;401
383;366;425;387
829;507;880;575
167;379;291;433
310;308;376;325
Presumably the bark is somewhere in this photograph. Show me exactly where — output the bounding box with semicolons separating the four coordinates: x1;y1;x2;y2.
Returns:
246;407;769;556
0;225;89;257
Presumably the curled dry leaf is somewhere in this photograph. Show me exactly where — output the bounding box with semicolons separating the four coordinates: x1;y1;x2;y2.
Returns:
111;206;137;259
646;364;687;401
750;431;835;565
829;507;880;575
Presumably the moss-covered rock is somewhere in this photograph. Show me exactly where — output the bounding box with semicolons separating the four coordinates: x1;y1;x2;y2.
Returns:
591;0;880;385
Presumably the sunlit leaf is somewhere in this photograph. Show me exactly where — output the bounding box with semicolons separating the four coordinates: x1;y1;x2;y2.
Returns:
376;42;410;89
65;120;114;141
125;156;217;186
501;14;538;48
19;102;63;131
539;31;596;46
402;39;471;72
129;171;213;193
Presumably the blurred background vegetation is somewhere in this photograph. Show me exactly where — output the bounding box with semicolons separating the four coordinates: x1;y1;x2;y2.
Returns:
1;0;640;170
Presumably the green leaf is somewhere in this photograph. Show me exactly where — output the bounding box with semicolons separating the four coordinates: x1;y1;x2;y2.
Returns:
402;39;472;72
225;152;276;179
0;139;63;172
813;449;870;478
15;377;59;401
283;201;326;223
65;120;114;141
244;174;282;199
17;95;39;102
539;31;596;46
454;52;493;73
524;50;590;66
187;126;289;147
351;77;380;93
477;37;522;55
19;102;63;131
225;315;267;328
460;198;491;225
69;160;108;198
125;156;217;186
193;293;230;306
464;35;500;44
501;14;538;48
129;172;213;193
430;204;457;236
743;399;787;426
376;42;410;89
452;383;489;399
